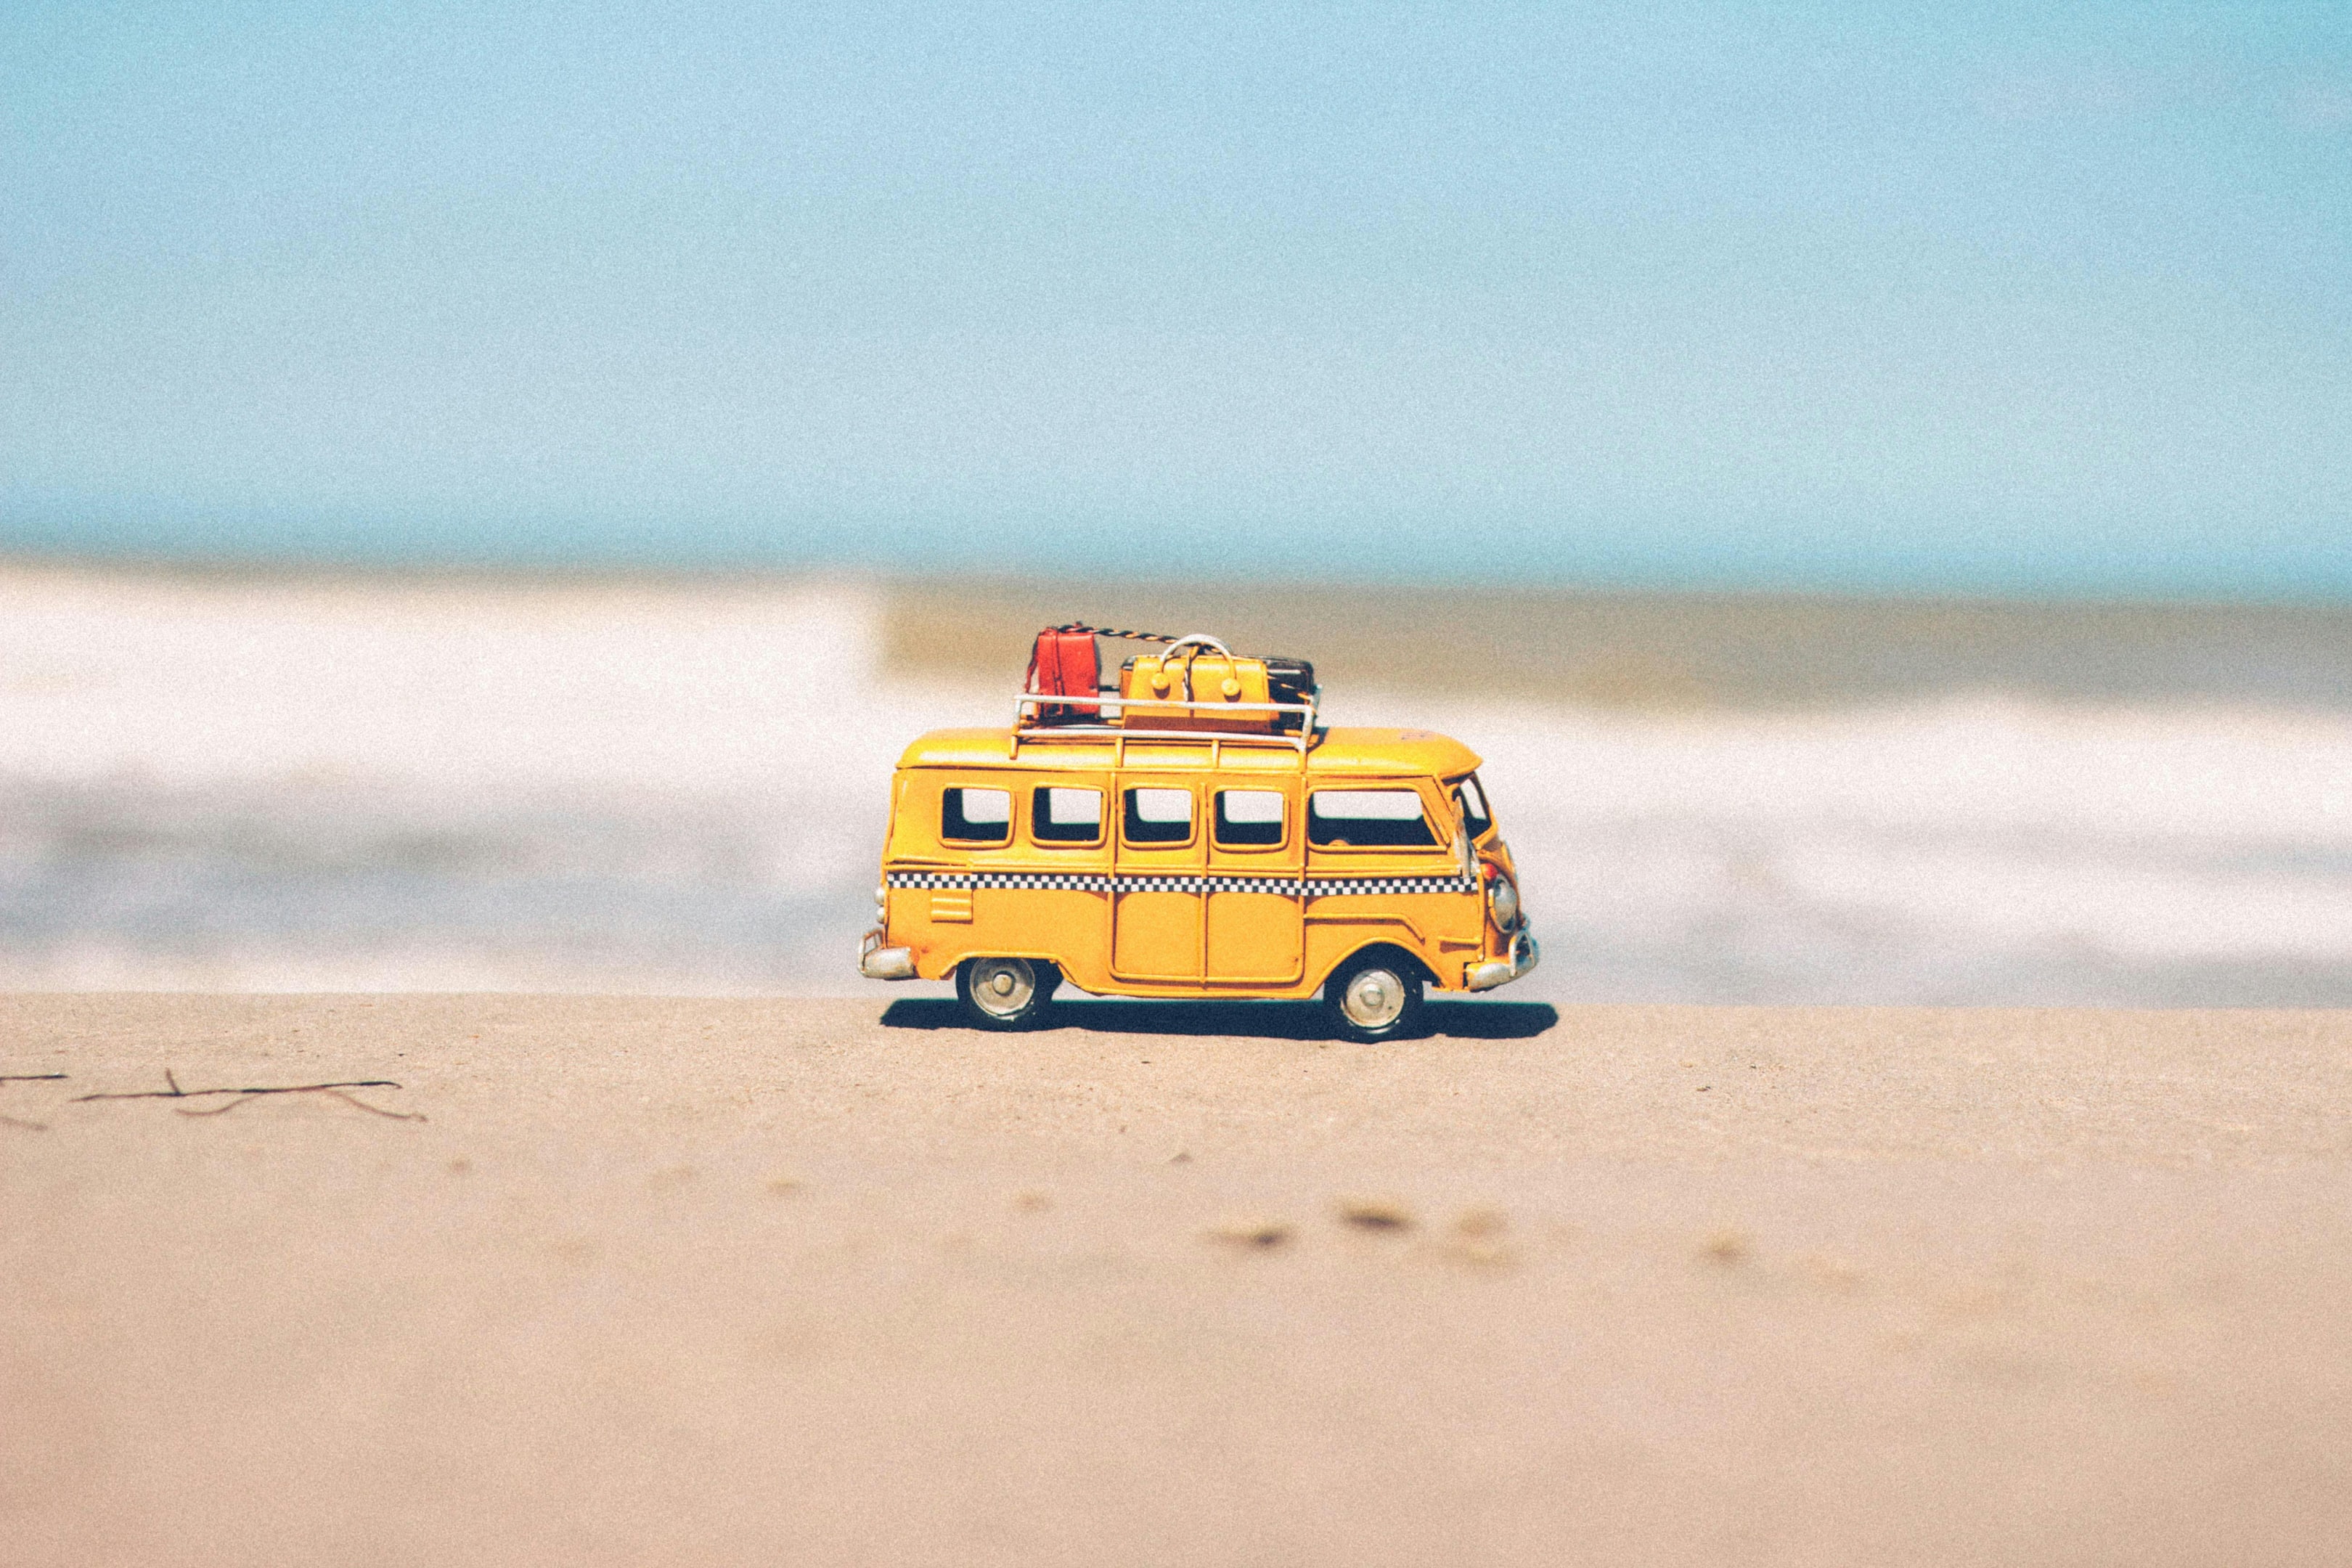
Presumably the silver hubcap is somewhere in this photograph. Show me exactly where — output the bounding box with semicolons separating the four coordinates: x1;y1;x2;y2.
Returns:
970;958;1037;1018
1342;968;1407;1029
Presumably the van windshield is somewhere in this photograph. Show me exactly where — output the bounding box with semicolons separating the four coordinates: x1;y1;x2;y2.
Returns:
1453;774;1493;838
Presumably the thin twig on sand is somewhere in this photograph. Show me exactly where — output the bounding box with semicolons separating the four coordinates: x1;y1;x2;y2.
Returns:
73;1069;424;1122
0;1071;68;1131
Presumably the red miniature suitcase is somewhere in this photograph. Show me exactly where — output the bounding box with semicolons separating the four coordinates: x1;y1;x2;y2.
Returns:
1024;626;1099;723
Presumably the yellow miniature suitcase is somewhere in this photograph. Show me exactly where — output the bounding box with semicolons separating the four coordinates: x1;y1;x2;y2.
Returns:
1118;645;1278;731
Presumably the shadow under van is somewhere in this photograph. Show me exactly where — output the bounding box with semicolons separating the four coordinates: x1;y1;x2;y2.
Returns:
879;997;1559;1042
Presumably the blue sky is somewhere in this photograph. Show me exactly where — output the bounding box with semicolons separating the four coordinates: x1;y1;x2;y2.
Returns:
4;2;2349;591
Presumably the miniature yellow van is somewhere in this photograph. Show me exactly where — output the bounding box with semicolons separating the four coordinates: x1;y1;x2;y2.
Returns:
858;632;1537;1039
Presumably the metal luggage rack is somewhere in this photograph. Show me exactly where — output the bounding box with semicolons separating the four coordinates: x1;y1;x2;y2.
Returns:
1009;632;1321;763
1008;691;1322;763
1006;695;1326;761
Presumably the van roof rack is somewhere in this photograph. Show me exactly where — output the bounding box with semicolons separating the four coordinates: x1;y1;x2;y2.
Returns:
1007;691;1322;764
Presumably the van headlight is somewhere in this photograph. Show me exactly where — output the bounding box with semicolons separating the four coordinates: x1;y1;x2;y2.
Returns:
1485;868;1521;930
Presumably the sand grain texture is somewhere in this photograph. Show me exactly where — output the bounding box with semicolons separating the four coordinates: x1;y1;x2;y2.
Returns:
4;994;2350;1565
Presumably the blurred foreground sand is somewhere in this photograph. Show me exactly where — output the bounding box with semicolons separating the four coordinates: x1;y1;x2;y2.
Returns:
6;994;2349;1566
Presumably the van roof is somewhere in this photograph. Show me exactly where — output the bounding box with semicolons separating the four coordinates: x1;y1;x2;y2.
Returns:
897;726;1483;778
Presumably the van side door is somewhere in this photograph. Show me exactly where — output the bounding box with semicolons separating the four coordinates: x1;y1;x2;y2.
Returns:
1302;777;1468;970
1110;775;1206;983
1204;779;1304;984
1013;772;1114;981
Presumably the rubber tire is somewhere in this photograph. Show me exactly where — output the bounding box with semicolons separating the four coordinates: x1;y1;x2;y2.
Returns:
955;957;1059;1031
1322;950;1426;1043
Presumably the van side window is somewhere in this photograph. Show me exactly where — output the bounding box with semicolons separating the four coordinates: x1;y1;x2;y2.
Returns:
942;786;1012;844
1123;787;1193;845
1309;788;1437;848
1032;786;1103;844
1214;789;1285;848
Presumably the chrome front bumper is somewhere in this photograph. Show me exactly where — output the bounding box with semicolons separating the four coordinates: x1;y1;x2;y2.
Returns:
1464;928;1539;992
859;928;918;981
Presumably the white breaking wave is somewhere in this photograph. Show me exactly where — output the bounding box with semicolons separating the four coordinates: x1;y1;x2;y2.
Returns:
4;565;2350;1003
1430;697;2352;983
0;568;901;792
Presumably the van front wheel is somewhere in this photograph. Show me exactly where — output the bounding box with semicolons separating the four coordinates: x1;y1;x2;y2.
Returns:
957;957;1058;1030
1323;951;1425;1042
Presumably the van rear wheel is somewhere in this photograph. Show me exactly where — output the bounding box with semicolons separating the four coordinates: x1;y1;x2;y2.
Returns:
956;957;1058;1030
1323;950;1425;1042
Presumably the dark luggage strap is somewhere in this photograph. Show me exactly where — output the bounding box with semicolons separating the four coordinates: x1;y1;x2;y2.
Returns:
1050;622;1182;643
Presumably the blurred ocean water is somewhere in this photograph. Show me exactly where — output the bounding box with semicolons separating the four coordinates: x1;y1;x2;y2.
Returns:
4;564;2351;1004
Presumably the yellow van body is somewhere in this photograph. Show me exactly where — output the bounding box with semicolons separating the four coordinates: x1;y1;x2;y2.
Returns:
859;722;1536;1006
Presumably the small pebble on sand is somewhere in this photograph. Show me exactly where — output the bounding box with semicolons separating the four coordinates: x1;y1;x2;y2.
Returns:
1701;1227;1752;1265
1442;1208;1514;1266
1209;1218;1291;1249
1336;1199;1416;1232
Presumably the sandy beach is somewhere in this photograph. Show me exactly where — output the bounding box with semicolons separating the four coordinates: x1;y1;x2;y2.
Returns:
6;992;2349;1565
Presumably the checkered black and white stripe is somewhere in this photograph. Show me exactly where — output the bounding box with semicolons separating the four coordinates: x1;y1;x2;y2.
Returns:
1307;874;1479;897
889;870;1116;892
886;870;1476;897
